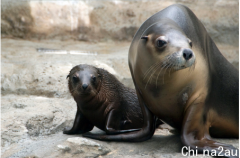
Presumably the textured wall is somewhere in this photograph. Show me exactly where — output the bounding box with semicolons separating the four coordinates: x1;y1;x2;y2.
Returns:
1;0;239;46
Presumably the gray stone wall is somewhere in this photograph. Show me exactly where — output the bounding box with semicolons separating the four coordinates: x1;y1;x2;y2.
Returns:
1;0;239;46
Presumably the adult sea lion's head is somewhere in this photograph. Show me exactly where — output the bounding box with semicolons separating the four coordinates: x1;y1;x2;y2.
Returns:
136;19;196;88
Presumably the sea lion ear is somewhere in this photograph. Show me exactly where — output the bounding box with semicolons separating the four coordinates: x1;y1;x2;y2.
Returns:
187;38;193;47
66;75;70;79
141;36;148;40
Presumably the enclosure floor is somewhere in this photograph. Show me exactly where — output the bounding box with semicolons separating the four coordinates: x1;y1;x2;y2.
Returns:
1;38;239;158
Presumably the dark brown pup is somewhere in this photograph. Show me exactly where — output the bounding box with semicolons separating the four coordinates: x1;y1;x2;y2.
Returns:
63;64;161;141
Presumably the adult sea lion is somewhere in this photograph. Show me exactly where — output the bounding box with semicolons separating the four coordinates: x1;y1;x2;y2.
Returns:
127;4;238;157
63;64;161;141
77;4;238;158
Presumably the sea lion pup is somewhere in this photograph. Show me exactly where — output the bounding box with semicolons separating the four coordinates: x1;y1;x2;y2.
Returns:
126;4;238;158
63;64;162;141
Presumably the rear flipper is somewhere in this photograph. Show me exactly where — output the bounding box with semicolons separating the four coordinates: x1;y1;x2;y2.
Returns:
83;109;141;139
106;109;142;135
182;101;239;158
83;91;156;142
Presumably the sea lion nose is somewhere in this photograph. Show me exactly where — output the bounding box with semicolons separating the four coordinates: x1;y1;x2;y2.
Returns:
82;83;88;90
183;49;193;60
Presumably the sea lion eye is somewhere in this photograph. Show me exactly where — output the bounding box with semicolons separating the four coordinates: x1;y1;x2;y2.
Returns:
92;76;96;82
72;76;78;82
141;36;148;40
157;40;167;48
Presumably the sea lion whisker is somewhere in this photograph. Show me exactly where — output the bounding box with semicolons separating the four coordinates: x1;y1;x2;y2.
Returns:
143;61;161;77
167;63;172;77
143;65;156;79
190;63;194;73
70;89;77;94
145;63;164;89
188;64;192;73
145;64;160;89
146;62;168;89
193;60;196;70
162;64;172;84
143;61;161;80
189;60;196;73
169;63;174;77
163;56;172;65
155;63;169;87
177;59;180;70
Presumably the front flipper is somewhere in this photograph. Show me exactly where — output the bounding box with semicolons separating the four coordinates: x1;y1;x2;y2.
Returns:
181;102;239;158
83;90;155;142
63;106;94;135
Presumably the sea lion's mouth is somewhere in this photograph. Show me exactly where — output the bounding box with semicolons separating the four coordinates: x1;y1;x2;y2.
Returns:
78;89;99;96
79;92;91;95
70;88;93;96
173;63;194;70
78;90;93;95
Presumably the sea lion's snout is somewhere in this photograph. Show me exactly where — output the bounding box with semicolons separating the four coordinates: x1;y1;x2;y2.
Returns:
82;83;89;90
182;49;193;60
162;48;195;71
178;48;195;69
79;75;93;92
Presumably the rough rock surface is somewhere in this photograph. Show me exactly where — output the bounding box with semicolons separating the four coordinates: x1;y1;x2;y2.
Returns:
1;0;239;46
57;137;110;158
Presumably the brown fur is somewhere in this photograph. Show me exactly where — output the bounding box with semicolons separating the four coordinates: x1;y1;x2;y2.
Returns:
64;64;162;141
